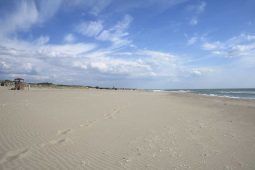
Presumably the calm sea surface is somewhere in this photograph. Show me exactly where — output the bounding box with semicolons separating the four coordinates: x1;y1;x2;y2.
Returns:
160;88;255;100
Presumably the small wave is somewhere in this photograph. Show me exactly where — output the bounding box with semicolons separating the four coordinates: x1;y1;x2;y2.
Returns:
178;90;191;93
168;90;191;93
218;91;255;94
152;90;164;92
209;94;217;97
197;93;255;100
222;95;241;99
199;93;218;97
153;90;191;93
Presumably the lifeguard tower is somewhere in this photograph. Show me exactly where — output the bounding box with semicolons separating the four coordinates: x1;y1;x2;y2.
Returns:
13;78;26;90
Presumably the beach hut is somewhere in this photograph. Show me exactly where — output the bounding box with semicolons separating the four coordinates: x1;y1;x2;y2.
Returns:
13;78;26;90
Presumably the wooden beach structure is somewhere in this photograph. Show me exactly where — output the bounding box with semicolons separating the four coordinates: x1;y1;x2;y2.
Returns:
11;78;29;90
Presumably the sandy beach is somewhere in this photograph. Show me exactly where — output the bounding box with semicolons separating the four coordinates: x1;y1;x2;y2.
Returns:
0;87;255;170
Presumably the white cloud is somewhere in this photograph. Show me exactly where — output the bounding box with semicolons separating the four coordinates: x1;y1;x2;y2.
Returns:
0;31;224;88
3;1;238;88
64;34;76;43
0;0;39;35
246;34;255;41
0;38;96;83
0;61;10;69
0;33;191;86
0;0;64;36
191;67;214;76
202;41;222;50
76;21;103;37
89;0;112;16
23;62;33;72
38;43;97;57
202;33;255;58
187;36;198;45
114;14;133;31
36;36;50;45
0;36;96;57
96;14;133;46
189;17;198;26
137;50;175;62
90;62;108;72
87;57;152;76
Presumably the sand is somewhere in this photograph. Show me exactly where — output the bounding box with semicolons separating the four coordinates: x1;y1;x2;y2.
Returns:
0;87;255;170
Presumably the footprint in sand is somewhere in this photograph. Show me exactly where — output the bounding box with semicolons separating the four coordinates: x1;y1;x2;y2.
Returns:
119;156;132;168
41;137;72;147
80;120;96;128
104;113;115;119
39;129;73;147
49;138;69;145
104;108;120;119
57;129;72;135
0;148;29;164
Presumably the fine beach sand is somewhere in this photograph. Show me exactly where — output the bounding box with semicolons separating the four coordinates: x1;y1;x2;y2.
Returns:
0;87;255;170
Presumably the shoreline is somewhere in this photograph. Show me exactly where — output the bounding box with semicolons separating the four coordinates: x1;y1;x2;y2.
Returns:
2;85;255;102
150;89;255;101
2;86;255;105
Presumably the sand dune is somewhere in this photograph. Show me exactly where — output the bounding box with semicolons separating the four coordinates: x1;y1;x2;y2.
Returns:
0;87;255;169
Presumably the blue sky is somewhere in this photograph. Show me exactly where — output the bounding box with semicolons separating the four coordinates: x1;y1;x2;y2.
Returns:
0;0;255;89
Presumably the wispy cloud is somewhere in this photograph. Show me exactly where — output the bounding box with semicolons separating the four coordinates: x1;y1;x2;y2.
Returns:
187;36;198;45
35;36;50;45
96;15;133;47
191;67;214;76
189;18;198;26
202;41;221;50
202;33;255;58
0;0;64;36
75;15;133;47
187;1;206;26
64;34;76;43
76;21;103;37
0;0;39;35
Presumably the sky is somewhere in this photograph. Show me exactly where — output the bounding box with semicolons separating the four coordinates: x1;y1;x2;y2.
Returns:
0;0;255;89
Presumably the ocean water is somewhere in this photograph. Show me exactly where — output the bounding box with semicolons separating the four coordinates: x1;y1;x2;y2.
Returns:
162;88;255;100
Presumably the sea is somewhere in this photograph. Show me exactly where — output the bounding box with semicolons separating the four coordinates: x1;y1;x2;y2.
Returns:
153;88;255;100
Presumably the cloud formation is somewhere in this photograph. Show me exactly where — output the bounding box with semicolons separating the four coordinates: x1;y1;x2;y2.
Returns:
0;36;186;86
0;1;39;35
64;34;76;43
202;33;255;58
96;15;133;46
187;36;198;45
76;21;103;37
